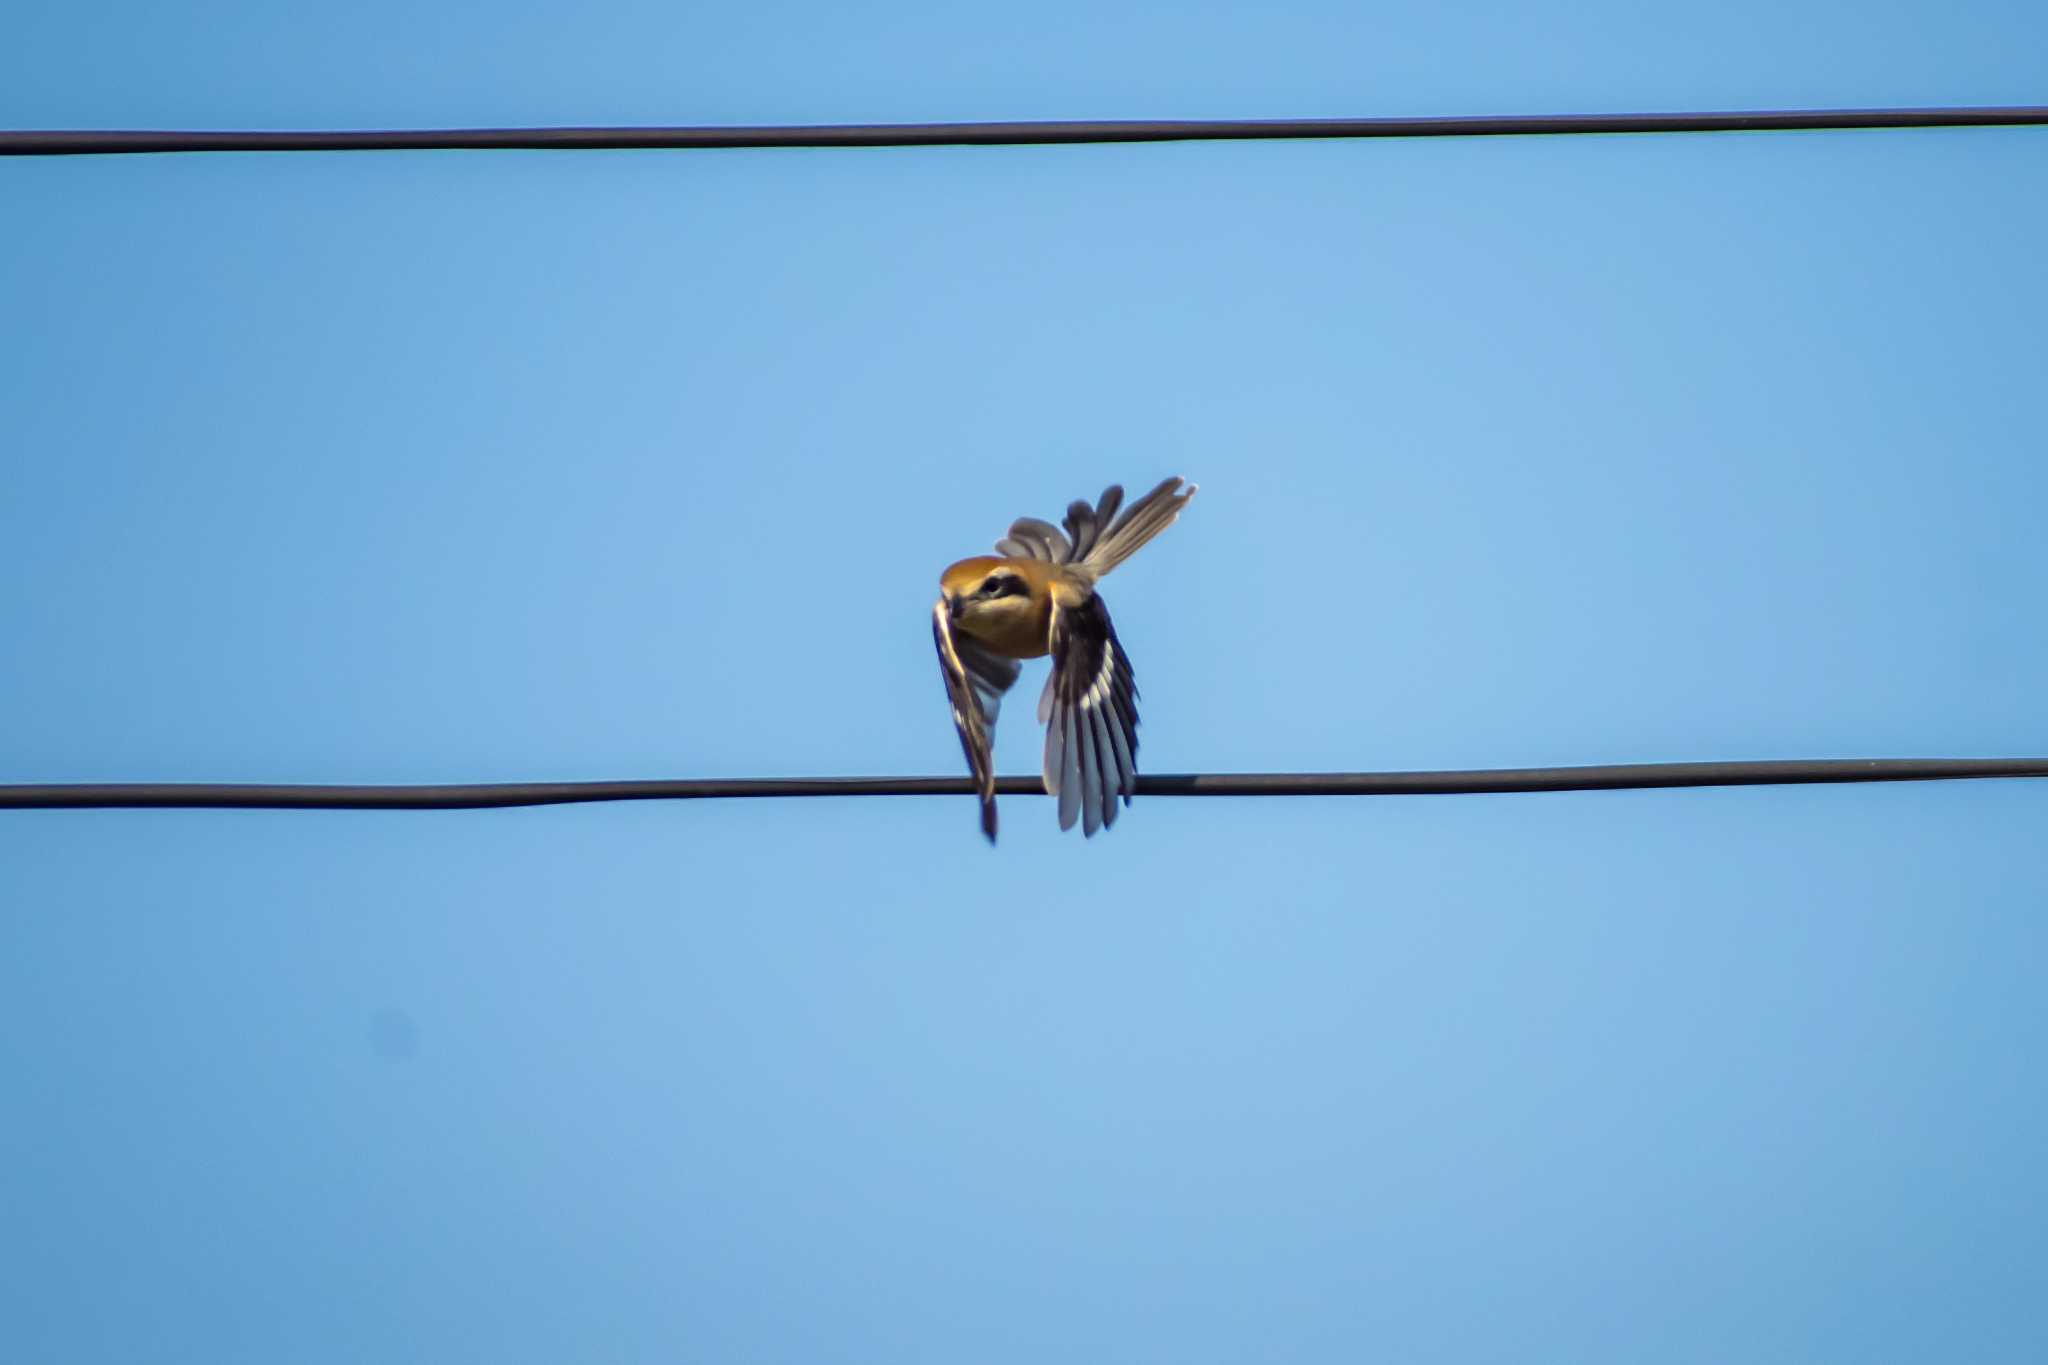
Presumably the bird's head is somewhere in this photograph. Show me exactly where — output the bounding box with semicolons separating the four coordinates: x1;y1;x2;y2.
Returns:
940;556;1039;641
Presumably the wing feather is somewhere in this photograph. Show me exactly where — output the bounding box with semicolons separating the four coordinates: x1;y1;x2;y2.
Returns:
1078;700;1103;836
1044;591;1141;837
1059;705;1083;831
932;602;1021;843
1088;703;1121;829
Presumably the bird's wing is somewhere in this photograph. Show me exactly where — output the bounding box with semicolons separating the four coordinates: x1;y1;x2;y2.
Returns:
932;601;1023;843
1039;590;1139;837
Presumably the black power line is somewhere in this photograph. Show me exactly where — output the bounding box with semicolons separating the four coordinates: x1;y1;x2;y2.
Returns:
4;107;2045;157
4;758;2046;811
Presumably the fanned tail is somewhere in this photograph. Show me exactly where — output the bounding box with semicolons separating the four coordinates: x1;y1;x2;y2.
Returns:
1075;477;1196;579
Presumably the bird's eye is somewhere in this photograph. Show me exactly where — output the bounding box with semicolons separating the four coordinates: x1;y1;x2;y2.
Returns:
983;575;1021;598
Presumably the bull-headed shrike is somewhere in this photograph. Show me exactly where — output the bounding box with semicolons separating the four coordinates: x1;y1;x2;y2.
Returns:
932;477;1196;842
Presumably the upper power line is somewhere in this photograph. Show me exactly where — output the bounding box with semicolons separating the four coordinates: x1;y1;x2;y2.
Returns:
5;758;2046;811
4;106;2045;156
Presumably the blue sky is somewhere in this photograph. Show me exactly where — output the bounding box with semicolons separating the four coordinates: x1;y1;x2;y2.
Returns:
5;4;2047;1361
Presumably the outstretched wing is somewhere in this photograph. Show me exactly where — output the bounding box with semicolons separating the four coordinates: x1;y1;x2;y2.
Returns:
931;601;1023;843
1039;591;1139;837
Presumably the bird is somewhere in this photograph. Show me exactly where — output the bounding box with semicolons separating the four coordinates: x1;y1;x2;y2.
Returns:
932;476;1197;842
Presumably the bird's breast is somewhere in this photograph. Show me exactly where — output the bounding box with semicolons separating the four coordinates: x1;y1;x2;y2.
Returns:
959;600;1053;658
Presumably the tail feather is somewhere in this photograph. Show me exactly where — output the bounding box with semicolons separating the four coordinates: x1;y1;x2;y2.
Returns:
1078;477;1196;578
1061;485;1125;563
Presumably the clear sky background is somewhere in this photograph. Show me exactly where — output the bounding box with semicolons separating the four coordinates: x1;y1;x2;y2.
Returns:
4;4;2047;1362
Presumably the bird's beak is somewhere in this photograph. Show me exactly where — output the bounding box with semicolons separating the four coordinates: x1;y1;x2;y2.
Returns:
945;593;965;620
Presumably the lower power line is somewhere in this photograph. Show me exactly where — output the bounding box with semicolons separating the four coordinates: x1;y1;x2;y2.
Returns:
3;757;2045;811
4;107;2045;156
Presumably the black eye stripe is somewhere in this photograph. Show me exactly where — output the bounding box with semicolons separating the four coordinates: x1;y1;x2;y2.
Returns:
982;575;1025;598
